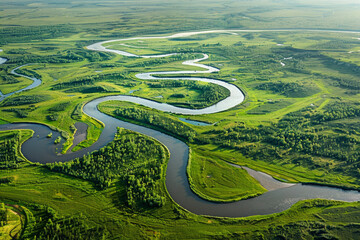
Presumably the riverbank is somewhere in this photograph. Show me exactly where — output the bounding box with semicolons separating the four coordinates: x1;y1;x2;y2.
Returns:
1;29;360;218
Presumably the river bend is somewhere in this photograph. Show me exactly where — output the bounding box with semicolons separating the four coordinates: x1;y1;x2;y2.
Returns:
0;30;360;217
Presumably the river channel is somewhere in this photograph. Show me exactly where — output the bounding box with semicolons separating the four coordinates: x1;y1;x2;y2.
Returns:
0;30;359;217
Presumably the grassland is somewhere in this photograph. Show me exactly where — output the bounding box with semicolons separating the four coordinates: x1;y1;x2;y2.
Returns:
187;147;266;202
1;0;360;238
0;204;22;240
0;131;360;239
3;29;360;195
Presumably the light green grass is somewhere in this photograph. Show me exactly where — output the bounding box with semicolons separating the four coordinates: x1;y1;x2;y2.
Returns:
1;4;360;237
187;147;266;202
193;144;360;189
0;206;22;240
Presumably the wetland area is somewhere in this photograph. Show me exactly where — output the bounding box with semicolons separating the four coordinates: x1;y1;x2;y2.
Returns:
0;30;359;218
1;1;360;239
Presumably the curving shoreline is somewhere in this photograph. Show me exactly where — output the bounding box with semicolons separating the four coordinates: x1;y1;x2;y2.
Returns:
1;30;360;217
0;63;42;102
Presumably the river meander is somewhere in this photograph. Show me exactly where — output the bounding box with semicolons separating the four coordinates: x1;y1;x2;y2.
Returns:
0;30;359;217
0;62;42;102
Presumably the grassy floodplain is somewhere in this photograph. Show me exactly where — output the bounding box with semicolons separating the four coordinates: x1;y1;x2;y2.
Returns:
1;130;360;239
1;0;360;238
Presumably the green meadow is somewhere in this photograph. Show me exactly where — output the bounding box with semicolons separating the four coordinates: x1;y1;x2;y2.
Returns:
1;0;360;238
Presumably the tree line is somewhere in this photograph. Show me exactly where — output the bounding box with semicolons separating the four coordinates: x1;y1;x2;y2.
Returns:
52;72;129;90
0;203;8;227
114;107;196;141
0;95;50;107
14;68;41;79
47;128;167;208
0;25;76;44
125;53;201;68
147;80;230;108
0;132;23;169
17;202;108;240
208;101;360;178
256;81;319;98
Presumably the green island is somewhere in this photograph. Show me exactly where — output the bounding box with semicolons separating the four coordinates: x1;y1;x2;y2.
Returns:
1;0;360;239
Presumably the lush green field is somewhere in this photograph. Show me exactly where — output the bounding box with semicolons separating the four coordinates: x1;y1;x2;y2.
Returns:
0;131;360;239
187;146;266;202
0;203;23;240
1;0;360;239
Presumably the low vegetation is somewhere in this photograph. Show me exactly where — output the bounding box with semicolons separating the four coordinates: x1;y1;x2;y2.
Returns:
1;1;360;237
187;147;266;202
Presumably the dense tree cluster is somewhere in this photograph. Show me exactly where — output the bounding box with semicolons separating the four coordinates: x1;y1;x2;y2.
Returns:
312;71;360;91
19;203;108;240
147;79;196;88
147;80;230;108
68;49;114;62
126;53;201;68
2;108;30;118
288;53;360;90
52;72;128;90
309;102;360;124
0;74;20;84
124;162;165;208
47;128;167;208
195;82;230;104
311;39;360;50
337;78;360;90
34;216;108;240
14;67;41;79
114;107;196;141
0;203;8;227
0;25;76;44
65;85;116;94
6;54;69;64
170;93;185;98
0;95;50;107
7;49;29;55
5;49;112;66
210;101;360;177
0;132;23;169
256;81;319;98
48;102;70;112
47;114;59;121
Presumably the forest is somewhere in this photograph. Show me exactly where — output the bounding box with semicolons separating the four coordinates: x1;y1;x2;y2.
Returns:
0;25;76;44
112;107;196;141
0;131;23;169
209;101;360;182
52;72;129;90
47;128;167;207
0;95;50;107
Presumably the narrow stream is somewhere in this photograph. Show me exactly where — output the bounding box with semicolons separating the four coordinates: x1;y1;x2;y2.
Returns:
0;63;42;102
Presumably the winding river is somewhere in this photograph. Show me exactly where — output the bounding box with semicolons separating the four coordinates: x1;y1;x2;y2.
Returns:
0;30;360;217
0;62;42;102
